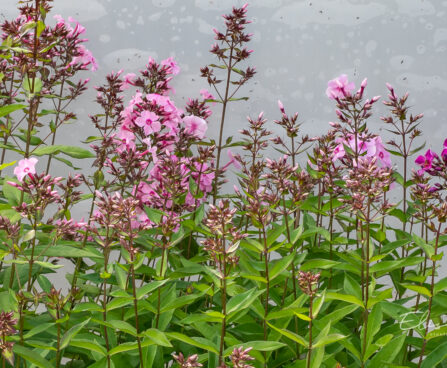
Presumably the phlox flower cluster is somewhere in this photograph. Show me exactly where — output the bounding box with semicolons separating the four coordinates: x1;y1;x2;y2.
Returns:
53;15;97;71
415;140;447;176
112;57;215;229
332;134;392;168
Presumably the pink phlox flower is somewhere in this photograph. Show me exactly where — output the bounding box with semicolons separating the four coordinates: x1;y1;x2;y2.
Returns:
415;149;438;175
163;119;180;137
135;110;161;135
200;89;215;101
222;149;241;170
54;15;86;37
116;125;136;152
70;45;98;71
332;142;346;162
14;157;38;182
161;56;180;75
366;136;392;168
326;74;355;100
130;91;143;106
142;138;159;164
120;73;137;91
191;162;215;193
183;115;207;140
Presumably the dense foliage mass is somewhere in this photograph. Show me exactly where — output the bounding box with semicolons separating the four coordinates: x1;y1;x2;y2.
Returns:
0;1;446;367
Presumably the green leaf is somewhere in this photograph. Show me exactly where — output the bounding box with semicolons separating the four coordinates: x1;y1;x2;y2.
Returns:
13;345;55;368
166;332;218;354
426;326;447;340
108;320;137;336
136;280;169;300
326;292;364;308
3;177;22;207
365;304;382;355
69;339;107;356
313;334;346;348
434;277;447;295
301;259;340;271
0;104;26;118
421;341;447;368
368;334;406;368
226;288;264;315
60;318;90;349
28;244;101;258
224;341;286;356
0;161;16;171
312;290;325;319
109;340;154;356
369;257;424;274
144;329;172;347
106;297;132;311
23;323;54;339
401;284;431;297
266;223;286;247
23;76;43;94
315;304;359;327
115;264;128;290
267;322;308;347
269;253;294;281
32;145;94;159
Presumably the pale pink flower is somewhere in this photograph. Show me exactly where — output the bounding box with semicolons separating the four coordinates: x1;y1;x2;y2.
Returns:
200;89;215;101
183;115;207;139
70;45;98;71
120;73;137;90
135;110;161;135
116;126;136;152
326;74;355;99
366;136;392;168
14;157;38;182
161;57;180;75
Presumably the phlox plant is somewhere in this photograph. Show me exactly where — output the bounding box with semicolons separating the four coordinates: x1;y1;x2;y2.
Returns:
0;1;446;368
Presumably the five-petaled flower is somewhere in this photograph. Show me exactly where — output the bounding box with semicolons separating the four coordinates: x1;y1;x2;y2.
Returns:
326;74;355;100
14;157;38;182
183;115;208;139
415;149;438;175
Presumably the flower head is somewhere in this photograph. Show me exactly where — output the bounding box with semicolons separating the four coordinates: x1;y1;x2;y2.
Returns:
326;74;355;100
14;157;38;182
415;149;438;175
183;115;207;139
161;57;180;75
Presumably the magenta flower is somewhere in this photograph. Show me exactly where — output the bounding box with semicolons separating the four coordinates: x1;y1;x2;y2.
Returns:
326;74;355;100
14;157;38;182
441;139;447;163
415;149;438;174
183;115;207;139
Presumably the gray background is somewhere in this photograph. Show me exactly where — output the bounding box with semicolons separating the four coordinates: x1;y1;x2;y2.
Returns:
3;0;447;152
